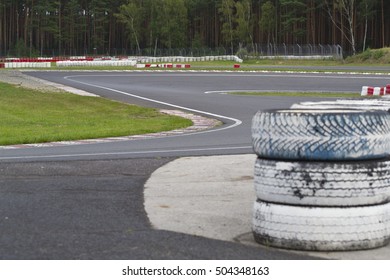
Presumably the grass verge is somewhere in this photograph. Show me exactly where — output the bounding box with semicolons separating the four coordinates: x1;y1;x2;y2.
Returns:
0;82;192;146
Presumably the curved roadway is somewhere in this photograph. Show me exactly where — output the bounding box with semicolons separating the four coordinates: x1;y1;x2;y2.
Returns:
1;71;390;260
2;71;389;162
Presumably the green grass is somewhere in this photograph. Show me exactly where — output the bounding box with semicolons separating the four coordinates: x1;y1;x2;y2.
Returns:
345;47;390;64
0;82;192;146
189;59;390;73
227;91;363;98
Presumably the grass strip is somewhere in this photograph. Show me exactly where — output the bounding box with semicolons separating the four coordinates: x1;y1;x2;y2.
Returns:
47;61;390;74
0;82;192;146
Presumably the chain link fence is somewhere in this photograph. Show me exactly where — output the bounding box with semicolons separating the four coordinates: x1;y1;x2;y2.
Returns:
101;44;343;59
244;44;343;59
1;44;343;59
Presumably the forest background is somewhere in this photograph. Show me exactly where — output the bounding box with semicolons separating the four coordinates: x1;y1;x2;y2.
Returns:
0;0;389;58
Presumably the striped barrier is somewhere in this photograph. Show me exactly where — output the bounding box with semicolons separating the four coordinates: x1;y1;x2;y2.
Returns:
136;63;190;69
1;55;242;68
374;87;384;96
361;85;390;96
137;55;243;64
361;86;373;96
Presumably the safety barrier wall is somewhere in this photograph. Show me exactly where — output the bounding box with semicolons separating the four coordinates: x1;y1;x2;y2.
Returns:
1;55;242;68
361;85;390;96
137;55;243;64
56;59;137;67
3;62;51;68
136;63;191;69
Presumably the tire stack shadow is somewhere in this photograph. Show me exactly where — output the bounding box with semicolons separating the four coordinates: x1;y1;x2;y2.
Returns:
251;108;390;251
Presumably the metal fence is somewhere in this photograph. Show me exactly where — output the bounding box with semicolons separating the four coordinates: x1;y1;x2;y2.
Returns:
246;44;343;59
112;44;343;59
1;44;343;59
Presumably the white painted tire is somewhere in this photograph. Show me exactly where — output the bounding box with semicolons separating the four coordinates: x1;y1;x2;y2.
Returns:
251;109;390;161
254;157;390;206
291;99;390;111
252;200;390;251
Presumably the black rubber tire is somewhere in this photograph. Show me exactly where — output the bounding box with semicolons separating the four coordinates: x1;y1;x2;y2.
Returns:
252;200;390;251
254;157;390;206
251;109;390;161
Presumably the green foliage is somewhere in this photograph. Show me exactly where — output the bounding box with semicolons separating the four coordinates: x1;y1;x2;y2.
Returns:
0;0;388;56
11;39;29;57
260;1;276;44
373;49;385;60
218;0;236;52
157;0;188;49
345;48;390;63
191;32;205;48
235;47;248;59
115;0;187;51
280;0;307;39
115;0;143;53
235;0;253;47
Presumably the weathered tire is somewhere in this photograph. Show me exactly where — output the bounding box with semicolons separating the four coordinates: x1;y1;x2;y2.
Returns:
252;200;390;251
254;157;390;206
291;99;390;111
251;109;390;161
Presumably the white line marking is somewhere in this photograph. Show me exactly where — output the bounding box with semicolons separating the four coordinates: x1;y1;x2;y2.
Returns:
0;146;253;161
64;74;243;132
64;72;390;79
204;89;357;95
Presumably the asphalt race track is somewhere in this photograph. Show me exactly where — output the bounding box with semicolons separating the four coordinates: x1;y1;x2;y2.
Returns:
1;71;389;259
2;71;389;161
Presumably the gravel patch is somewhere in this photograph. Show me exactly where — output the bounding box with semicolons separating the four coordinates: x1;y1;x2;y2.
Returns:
0;70;98;96
0;70;62;91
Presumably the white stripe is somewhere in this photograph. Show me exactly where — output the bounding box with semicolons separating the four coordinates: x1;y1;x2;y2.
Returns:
64;75;242;133
0;146;253;161
64;72;390;79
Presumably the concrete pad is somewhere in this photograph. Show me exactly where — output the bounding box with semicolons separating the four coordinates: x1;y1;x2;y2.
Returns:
145;154;256;242
144;154;390;260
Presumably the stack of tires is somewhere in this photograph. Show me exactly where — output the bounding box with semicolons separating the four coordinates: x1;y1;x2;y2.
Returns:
251;108;390;251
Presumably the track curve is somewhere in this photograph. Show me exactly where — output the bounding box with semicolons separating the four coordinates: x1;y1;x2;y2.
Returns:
2;70;390;260
1;71;389;162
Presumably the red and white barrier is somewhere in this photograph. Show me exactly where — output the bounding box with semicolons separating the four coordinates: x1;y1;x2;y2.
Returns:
386;85;390;95
136;63;190;69
361;86;389;96
138;55;243;64
361;86;374;96
174;64;191;68
1;55;242;69
374;87;384;96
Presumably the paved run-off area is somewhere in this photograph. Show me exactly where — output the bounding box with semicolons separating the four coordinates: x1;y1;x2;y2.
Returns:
145;154;390;260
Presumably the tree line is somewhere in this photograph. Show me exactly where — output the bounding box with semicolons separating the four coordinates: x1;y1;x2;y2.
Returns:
0;0;389;57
